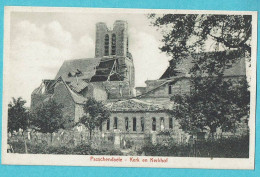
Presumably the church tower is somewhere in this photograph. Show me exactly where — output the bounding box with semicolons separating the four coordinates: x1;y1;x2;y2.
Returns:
95;20;135;96
95;20;130;58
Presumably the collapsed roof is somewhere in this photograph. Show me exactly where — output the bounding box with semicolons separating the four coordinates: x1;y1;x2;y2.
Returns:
55;58;100;82
90;58;119;82
55;57;123;83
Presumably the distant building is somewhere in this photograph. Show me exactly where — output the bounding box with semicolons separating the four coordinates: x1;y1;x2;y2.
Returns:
136;51;246;99
31;20;247;146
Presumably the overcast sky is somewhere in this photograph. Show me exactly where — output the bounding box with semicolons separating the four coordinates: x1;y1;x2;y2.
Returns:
8;11;171;106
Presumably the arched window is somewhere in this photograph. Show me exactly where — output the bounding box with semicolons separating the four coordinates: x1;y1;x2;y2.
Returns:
104;34;109;56
133;117;136;131
169;118;173;129
141;117;144;132
107;119;110;131
111;33;116;55
125;117;129;131
160;117;165;131
152;117;156;131
113;117;118;129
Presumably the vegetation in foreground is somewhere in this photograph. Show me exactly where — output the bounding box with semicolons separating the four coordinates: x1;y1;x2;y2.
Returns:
138;135;249;158
9;135;249;158
9;140;123;156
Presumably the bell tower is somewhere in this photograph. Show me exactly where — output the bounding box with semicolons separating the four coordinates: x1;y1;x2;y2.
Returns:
95;20;130;58
94;20;135;95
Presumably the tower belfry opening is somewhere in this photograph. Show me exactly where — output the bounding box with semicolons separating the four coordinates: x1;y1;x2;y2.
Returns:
95;20;131;58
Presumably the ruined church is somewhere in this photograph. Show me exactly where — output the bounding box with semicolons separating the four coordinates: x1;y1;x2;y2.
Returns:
31;20;246;144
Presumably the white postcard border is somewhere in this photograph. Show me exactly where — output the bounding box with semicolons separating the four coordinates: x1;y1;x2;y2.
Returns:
1;6;257;169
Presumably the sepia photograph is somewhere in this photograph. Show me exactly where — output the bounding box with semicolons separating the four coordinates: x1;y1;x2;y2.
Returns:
1;6;257;169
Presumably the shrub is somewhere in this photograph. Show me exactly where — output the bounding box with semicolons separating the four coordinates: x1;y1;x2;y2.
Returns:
157;130;172;136
9;140;123;155
139;142;189;156
125;140;133;149
9;140;26;153
195;135;249;158
139;135;249;158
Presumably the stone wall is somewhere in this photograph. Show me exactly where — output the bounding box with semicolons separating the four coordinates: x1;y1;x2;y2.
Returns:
99;111;188;146
93;86;108;101
142;78;191;98
91;81;132;99
95;20;128;58
99;112;185;134
171;78;191;95
145;80;166;91
113;20;128;57
136;87;146;96
86;84;108;101
53;81;75;127
116;57;135;93
95;22;108;58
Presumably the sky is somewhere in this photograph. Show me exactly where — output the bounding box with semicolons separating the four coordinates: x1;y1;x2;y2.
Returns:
7;11;171;106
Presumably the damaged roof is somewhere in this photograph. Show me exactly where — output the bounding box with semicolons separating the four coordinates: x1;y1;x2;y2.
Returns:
106;99;168;112
160;66;183;79
32;77;88;105
90;58;116;82
58;78;87;104
69;80;88;93
55;58;101;82
55;57;122;83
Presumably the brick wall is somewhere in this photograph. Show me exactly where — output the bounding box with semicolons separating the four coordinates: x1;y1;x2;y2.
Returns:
136;87;146;96
85;84;108;101
95;21;128;58
113;20;128;56
91;81;132;99
101;112;185;136
116;57;135;92
53;81;75;128
142;78;191;98
96;111;190;147
145;80;166;91
95;22;108;57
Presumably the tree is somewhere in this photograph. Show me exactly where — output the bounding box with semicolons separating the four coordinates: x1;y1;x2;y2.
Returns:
30;99;64;142
170;76;250;137
79;98;110;140
8;97;29;134
148;14;251;64
149;14;251;136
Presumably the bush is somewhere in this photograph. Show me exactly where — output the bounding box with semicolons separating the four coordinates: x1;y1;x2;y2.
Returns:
157;130;172;136
195;135;249;158
9;140;123;155
125;140;133;149
9;140;27;153
138;142;189;156
139;135;249;158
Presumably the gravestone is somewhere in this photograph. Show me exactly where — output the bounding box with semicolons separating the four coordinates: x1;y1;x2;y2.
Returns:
151;132;157;145
114;129;121;149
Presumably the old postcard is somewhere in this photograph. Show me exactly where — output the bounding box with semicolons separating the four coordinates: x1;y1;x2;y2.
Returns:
1;6;257;169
